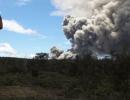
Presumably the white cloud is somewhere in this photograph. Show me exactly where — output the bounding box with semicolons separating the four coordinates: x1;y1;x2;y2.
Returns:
0;43;17;57
3;19;38;35
51;0;74;16
16;0;31;6
51;0;92;17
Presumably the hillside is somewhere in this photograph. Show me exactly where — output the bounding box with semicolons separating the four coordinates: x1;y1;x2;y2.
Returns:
0;56;129;100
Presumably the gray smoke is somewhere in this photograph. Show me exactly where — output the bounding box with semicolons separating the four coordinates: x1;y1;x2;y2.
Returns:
50;46;77;59
52;0;130;59
50;46;64;59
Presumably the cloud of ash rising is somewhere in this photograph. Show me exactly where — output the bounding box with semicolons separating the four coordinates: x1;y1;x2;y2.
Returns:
50;46;77;59
51;0;130;59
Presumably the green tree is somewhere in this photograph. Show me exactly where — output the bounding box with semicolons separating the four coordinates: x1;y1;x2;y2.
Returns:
34;53;49;60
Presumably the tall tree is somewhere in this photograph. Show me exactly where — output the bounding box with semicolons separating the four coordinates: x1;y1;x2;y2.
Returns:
34;53;49;60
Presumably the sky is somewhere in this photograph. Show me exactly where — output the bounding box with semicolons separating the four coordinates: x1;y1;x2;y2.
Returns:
0;0;71;58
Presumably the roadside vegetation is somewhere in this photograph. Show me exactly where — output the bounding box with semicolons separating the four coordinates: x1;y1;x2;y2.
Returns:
0;54;129;100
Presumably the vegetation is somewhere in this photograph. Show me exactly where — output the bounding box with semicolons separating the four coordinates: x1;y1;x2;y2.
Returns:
34;53;49;60
0;55;129;100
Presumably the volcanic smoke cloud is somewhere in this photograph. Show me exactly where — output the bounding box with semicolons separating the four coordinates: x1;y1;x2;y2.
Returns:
52;0;130;59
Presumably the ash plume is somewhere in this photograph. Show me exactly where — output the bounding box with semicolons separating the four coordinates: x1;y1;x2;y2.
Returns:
52;0;130;59
50;46;77;59
50;46;64;59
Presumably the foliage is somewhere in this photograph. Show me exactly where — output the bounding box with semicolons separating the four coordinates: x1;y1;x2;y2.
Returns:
34;53;49;60
0;55;129;100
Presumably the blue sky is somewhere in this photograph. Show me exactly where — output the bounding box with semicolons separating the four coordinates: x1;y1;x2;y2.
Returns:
0;0;70;57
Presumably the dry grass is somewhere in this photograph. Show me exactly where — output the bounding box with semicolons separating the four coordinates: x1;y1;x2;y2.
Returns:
0;86;66;100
